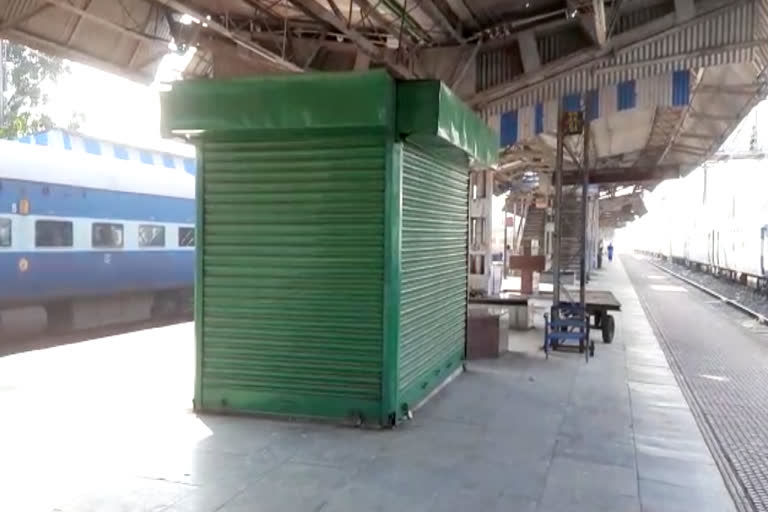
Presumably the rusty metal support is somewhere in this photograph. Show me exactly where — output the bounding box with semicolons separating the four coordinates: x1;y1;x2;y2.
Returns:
561;165;681;185
153;0;302;71
286;0;415;77
579;97;591;308
552;101;565;311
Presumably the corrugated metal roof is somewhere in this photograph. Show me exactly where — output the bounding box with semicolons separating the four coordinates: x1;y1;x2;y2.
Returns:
467;0;562;29
478;1;758;115
1;0;175;82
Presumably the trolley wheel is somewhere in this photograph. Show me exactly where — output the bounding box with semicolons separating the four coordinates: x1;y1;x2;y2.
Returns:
602;314;615;344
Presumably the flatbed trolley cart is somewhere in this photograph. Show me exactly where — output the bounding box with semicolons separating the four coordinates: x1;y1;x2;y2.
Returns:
468;290;620;353
543;289;621;359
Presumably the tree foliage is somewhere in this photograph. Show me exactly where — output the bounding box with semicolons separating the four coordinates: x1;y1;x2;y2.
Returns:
0;41;78;138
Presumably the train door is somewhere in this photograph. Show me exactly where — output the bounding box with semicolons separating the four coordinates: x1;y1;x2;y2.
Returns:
762;226;768;275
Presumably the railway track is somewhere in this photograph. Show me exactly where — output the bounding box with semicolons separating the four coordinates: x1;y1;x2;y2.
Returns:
650;259;768;325
0;314;191;358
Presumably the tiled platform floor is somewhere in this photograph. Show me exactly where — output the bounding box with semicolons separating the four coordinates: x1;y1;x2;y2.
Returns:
0;256;735;511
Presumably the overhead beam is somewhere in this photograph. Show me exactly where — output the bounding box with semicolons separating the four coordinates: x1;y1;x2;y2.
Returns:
673;143;708;155
7;28;153;82
566;0;606;45
690;111;739;122
517;30;541;73
589;0;607;45
697;84;761;96
677;132;716;140
471;0;748;108
584;0;607;46
351;0;408;43
0;4;50;32
674;0;696;22
45;0;169;45
64;0;93;46
445;0;479;29
286;0;415;77
417;0;463;42
450;39;481;87
153;0;302;72
562;165;682;185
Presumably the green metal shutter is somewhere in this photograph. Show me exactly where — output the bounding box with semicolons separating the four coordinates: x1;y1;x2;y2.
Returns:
398;144;469;409
198;133;386;422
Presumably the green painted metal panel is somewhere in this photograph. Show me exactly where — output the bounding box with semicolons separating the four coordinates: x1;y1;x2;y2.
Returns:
397;143;469;411
161;71;493;425
161;71;394;136
381;142;403;425
197;132;387;423
194;147;205;409
396;81;499;167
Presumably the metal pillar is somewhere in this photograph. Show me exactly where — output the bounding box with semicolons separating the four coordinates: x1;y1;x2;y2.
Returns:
579;102;591;309
552;102;565;313
544;102;593;361
0;39;5;127
503;206;508;278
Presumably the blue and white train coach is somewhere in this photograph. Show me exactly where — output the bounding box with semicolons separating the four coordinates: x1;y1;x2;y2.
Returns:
0;138;195;329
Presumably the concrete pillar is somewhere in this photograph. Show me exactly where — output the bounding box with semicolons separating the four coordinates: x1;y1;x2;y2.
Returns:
469;170;495;294
581;0;607;46
517;30;541;73
674;0;695;22
353;51;371;70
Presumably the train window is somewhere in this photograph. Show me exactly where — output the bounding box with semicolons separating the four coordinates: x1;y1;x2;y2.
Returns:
0;218;10;247
92;223;124;248
139;224;165;247
35;220;73;247
178;227;195;247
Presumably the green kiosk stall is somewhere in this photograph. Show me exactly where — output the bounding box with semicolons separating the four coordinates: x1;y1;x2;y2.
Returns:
161;70;497;427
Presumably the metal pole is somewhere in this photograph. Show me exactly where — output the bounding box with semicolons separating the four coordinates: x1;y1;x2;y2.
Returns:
580;104;591;310
553;101;565;310
503;206;508;278
0;39;5;127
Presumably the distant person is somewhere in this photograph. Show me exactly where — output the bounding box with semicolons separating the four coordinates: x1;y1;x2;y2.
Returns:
607;242;614;262
597;242;603;268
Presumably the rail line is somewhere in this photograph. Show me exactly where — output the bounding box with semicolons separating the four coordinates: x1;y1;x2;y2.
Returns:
0;314;191;358
649;258;768;325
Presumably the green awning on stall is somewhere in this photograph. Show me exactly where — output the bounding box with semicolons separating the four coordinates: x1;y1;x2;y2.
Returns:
396;80;499;167
161;70;395;136
162;71;497;167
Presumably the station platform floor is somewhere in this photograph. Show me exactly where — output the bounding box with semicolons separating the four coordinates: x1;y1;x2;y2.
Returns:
0;256;739;512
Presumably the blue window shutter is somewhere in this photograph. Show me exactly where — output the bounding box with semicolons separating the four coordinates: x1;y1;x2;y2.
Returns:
617;80;636;111
84;138;101;155
534;103;544;135
500;110;519;146
585;89;599;121
62;132;72;150
183;159;196;175
18;136;31;144
162;154;175;168
113;145;130;160
562;93;581;113
139;150;154;165
34;132;49;145
672;70;690;106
